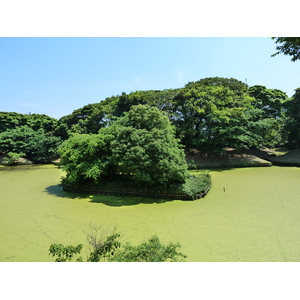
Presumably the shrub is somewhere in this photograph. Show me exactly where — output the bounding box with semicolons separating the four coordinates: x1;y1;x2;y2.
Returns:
180;173;211;200
3;152;25;165
49;225;187;262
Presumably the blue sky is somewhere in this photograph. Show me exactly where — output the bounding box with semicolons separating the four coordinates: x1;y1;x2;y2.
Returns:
0;37;299;119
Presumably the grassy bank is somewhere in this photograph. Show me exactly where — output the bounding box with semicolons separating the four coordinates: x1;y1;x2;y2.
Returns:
186;148;273;169
268;148;300;166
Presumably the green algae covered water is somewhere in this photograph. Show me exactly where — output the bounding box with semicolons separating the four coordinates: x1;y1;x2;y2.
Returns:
1;165;300;262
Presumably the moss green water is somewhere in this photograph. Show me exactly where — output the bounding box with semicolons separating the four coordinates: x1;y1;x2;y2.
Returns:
1;165;300;261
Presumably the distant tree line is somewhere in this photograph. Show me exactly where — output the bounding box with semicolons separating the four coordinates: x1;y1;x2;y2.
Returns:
1;77;300;165
54;77;300;150
0;112;62;164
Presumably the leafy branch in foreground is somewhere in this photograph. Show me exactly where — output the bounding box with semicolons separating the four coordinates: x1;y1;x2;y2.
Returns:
49;224;186;262
108;235;186;262
271;37;300;62
49;244;83;262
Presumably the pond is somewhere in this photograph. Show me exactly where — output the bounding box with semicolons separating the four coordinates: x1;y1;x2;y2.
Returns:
1;165;300;261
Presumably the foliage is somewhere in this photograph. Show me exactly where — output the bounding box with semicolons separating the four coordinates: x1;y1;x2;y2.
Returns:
172;83;254;150
0;112;58;133
109;235;187;262
247;85;289;147
2;152;25;165
284;88;300;148
49;225;187;262
60;105;189;188
56;103;108;139
59;132;115;185
248;85;288;118
0;126;62;163
2;76;294;157
109;104;189;187
110;89;179;118
180;173;211;200
49;243;83;262
271;37;300;62
185;77;249;95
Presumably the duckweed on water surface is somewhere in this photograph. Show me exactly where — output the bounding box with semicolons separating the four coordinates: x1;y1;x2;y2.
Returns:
1;165;300;261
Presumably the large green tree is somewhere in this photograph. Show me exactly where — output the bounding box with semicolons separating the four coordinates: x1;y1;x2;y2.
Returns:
108;104;189;186
59;104;189;187
247;85;289;147
59;132;115;185
171;81;254;151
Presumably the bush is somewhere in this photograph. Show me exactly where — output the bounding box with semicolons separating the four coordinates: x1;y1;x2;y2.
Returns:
180;173;211;200
49;225;187;262
109;235;186;262
3;152;25;165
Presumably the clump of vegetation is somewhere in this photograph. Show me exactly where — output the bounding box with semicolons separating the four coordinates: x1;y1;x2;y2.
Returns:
180;173;211;200
110;235;186;262
0;126;62;163
49;244;83;262
49;225;187;262
59;104;189;188
2;152;25;165
59;105;213;200
0;112;62;164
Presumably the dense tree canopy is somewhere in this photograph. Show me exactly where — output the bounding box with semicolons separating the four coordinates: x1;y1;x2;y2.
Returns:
60;105;189;187
108;105;189;186
55;103;108;139
2;76;298;167
59;132;115;185
171;82;254;150
0;126;62;163
0;112;62;163
54;76;294;152
0;112;58;133
247;85;289;147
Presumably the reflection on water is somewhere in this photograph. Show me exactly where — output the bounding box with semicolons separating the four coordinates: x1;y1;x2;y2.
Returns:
45;184;170;206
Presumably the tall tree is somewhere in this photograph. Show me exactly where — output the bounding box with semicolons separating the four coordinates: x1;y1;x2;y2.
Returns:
248;85;289;147
59;105;189;188
59;132;115;185
172;83;254;151
109;104;189;187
